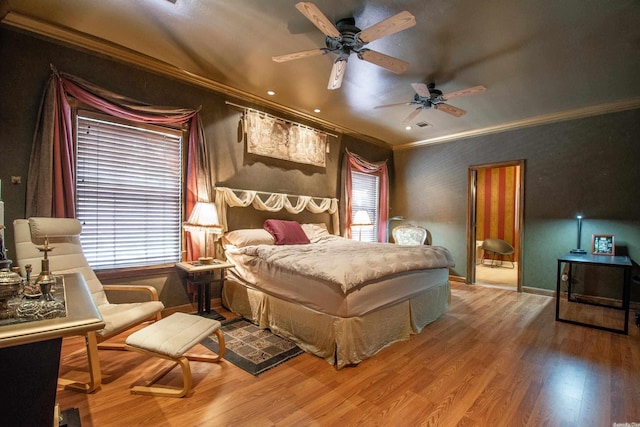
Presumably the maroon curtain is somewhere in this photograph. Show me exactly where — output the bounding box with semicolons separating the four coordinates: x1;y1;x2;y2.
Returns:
27;70;211;259
341;149;389;242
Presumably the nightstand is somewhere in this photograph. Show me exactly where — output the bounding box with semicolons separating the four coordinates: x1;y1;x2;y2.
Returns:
175;260;234;314
556;253;632;334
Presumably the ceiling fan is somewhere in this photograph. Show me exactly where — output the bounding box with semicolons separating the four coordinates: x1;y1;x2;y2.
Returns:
375;83;487;124
272;2;416;90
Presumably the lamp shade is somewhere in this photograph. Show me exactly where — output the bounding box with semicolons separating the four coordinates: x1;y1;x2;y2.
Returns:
184;202;222;264
352;210;373;226
184;202;222;233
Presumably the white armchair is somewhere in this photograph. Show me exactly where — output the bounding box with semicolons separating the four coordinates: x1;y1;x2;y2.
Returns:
392;224;429;245
13;218;164;393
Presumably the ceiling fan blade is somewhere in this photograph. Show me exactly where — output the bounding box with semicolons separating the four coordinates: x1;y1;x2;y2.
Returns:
411;83;431;98
359;49;409;74
358;11;416;43
272;48;327;62
436;103;466;117
374;101;413;109
442;85;486;100
295;2;341;38
327;59;347;90
401;108;423;125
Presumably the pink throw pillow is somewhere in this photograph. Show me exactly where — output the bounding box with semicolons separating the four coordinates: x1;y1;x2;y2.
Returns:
263;219;310;245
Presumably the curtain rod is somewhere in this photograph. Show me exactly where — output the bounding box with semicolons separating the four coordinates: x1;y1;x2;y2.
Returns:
225;101;339;139
218;187;337;202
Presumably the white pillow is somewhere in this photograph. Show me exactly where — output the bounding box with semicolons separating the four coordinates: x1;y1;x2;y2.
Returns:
222;229;275;248
301;223;330;240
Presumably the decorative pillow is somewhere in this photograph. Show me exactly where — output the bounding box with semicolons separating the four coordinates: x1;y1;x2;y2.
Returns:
263;219;310;245
222;229;275;248
301;223;330;240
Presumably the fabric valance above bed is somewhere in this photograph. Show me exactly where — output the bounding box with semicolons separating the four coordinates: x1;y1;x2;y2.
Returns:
214;187;339;233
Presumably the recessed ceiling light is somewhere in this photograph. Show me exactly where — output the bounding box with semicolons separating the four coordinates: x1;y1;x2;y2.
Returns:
267;90;276;96
314;108;321;113
405;126;412;130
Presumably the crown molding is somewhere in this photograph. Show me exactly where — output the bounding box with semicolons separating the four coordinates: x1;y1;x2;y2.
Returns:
395;97;640;151
0;11;390;149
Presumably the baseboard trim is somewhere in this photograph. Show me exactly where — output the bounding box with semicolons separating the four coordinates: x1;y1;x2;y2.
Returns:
450;276;556;298
522;286;555;297
449;275;466;283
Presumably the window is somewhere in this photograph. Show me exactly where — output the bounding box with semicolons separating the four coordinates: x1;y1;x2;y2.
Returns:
76;111;183;270
350;171;379;242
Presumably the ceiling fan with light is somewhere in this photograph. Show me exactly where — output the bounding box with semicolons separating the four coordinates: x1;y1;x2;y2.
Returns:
375;83;487;124
272;2;416;90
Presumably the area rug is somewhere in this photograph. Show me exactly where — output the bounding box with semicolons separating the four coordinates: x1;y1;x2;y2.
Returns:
200;318;304;376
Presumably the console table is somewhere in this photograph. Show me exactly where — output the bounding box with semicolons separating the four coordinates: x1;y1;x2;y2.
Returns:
555;253;632;334
0;273;104;426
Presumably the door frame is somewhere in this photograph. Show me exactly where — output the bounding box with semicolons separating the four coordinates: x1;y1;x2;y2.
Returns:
466;160;525;291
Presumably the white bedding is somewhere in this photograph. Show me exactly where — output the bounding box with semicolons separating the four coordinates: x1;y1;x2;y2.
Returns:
226;235;455;293
225;235;455;317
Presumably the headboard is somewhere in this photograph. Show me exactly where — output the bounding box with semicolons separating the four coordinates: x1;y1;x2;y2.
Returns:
214;187;339;235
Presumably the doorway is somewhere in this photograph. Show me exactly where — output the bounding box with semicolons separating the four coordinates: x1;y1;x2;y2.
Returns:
466;160;524;291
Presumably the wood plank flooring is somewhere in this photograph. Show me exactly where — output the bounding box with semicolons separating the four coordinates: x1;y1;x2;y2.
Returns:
56;282;640;426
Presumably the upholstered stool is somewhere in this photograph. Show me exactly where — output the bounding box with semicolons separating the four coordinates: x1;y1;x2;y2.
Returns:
124;312;225;398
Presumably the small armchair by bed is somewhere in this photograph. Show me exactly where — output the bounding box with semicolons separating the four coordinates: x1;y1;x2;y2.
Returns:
392;224;429;245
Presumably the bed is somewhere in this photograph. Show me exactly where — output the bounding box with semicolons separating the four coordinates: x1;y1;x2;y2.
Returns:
215;187;455;368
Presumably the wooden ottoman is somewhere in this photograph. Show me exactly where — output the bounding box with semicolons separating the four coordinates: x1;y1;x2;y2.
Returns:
124;312;225;398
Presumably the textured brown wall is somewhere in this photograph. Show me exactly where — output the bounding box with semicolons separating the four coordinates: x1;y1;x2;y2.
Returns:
0;27;392;306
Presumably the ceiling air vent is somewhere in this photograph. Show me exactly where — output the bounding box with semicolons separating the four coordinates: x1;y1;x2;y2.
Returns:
416;121;431;128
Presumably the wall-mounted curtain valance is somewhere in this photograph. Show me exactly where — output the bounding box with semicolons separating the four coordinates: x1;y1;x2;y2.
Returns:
26;68;211;260
341;149;389;242
214;187;339;234
27;68;211;217
238;106;330;167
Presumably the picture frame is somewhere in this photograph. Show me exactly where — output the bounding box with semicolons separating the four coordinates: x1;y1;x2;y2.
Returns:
591;234;615;256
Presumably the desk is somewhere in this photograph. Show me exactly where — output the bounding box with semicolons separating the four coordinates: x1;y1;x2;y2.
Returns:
0;273;104;426
176;260;234;314
556;253;632;334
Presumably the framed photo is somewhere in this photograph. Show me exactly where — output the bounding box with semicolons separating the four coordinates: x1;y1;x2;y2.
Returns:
591;234;615;256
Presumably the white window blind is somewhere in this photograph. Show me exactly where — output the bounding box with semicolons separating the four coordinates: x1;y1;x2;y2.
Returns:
76;112;183;269
351;171;379;242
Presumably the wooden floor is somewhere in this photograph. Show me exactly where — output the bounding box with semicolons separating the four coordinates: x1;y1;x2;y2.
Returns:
56;282;640;426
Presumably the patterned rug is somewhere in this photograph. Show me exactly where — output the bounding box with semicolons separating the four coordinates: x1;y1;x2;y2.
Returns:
200;317;304;376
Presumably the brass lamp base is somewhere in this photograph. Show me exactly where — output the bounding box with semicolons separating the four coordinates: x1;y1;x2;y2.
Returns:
198;257;214;265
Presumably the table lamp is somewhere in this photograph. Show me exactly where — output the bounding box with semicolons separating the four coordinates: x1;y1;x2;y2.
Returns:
569;215;587;255
184;202;223;264
352;210;373;241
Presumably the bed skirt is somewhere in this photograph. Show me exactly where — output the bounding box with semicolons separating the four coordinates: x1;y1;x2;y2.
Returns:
222;279;451;368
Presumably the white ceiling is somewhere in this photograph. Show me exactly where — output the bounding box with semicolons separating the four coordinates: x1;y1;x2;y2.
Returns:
2;0;640;149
